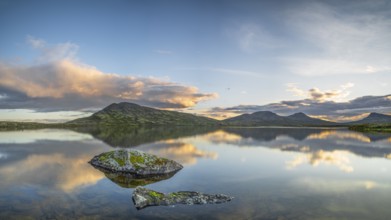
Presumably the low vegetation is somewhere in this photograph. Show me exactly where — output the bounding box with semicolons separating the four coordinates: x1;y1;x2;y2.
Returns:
349;124;391;132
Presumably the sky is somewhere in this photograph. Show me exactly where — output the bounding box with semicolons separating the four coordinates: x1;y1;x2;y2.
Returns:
0;0;390;122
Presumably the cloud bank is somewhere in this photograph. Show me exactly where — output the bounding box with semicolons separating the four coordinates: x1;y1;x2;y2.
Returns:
207;84;391;122
0;37;217;111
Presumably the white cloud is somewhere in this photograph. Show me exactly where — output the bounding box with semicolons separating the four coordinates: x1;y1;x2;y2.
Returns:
229;23;283;52
26;35;79;62
284;1;391;76
26;35;45;49
0;37;217;111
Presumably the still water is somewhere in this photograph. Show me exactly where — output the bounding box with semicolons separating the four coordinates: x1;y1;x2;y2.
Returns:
0;127;391;219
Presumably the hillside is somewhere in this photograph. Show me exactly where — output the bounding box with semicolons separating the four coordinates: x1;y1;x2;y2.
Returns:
347;112;391;125
222;111;337;127
68;102;219;126
286;112;338;126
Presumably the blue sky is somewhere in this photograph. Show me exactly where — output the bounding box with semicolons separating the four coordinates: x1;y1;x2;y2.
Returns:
0;0;391;122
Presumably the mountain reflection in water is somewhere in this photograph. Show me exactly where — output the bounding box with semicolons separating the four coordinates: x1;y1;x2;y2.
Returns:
0;127;390;219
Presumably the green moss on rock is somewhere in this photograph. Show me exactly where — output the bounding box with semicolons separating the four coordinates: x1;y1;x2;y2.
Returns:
132;186;234;210
89;149;183;176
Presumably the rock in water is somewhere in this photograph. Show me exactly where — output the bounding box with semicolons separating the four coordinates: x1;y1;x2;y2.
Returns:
89;150;183;176
132;186;234;209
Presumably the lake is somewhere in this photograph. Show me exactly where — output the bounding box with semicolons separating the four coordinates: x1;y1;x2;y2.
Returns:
0;127;391;219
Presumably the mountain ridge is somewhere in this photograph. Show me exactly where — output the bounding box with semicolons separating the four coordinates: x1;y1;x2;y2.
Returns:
69;102;219;126
223;110;337;126
3;102;389;129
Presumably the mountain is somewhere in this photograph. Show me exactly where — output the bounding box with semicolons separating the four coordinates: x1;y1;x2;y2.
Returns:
223;111;295;126
286;112;338;126
223;111;337;127
348;112;391;125
68;102;219;126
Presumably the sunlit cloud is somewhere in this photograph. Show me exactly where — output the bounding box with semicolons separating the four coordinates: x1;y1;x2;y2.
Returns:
0;37;217;111
287;83;354;102
286;150;354;173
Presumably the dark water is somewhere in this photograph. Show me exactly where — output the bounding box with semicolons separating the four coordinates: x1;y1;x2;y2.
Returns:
1;127;391;219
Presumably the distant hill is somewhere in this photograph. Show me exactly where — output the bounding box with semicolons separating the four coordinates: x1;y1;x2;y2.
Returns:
286;112;338;126
347;112;391;125
68;102;219;126
222;111;337;127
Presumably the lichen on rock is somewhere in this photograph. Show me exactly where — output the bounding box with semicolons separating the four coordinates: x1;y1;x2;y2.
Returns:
132;186;234;209
89;149;183;176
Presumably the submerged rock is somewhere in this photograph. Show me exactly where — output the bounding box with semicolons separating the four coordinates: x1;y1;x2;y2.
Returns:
132;186;234;210
89;149;183;176
95;166;178;188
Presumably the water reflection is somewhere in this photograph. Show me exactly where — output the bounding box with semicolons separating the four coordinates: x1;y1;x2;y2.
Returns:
0;129;93;144
0;128;390;219
136;140;218;165
215;128;391;160
307;130;371;143
286;150;354;173
0;130;106;192
0;152;104;192
291;178;391;193
75;126;217;148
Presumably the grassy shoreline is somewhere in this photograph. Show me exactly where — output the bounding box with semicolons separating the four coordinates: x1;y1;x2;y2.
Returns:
349;124;391;133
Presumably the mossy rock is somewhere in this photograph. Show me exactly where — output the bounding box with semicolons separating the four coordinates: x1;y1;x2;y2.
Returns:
89;149;183;176
132;186;234;209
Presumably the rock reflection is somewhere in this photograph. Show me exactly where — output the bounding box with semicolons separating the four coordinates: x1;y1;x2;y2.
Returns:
286;150;354;173
93;166;179;188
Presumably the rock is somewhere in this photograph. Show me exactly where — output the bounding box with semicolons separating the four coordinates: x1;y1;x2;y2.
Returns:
95;166;178;188
132;186;234;210
89;149;183;176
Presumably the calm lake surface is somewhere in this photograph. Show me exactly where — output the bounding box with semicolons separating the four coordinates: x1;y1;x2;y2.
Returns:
1;127;391;219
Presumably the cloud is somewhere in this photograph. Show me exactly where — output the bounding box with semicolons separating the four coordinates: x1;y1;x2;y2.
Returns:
287;83;354;102
284;1;391;76
0;37;217;111
26;36;79;62
208;94;391;122
228;23;283;52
